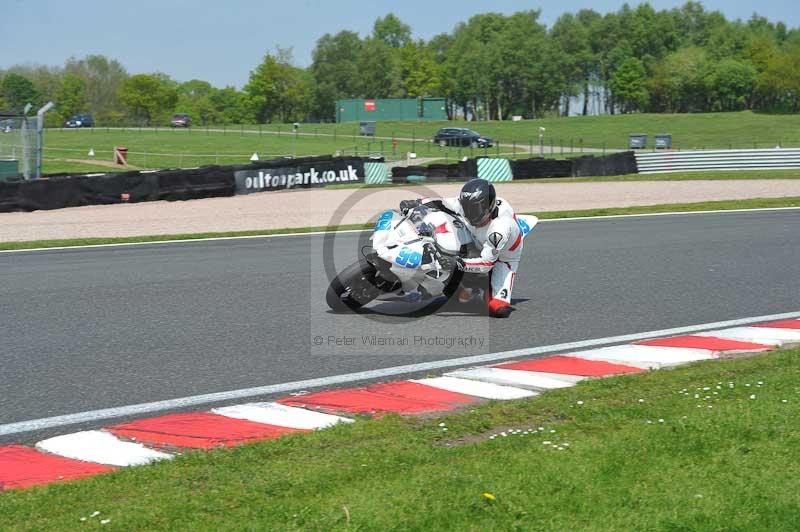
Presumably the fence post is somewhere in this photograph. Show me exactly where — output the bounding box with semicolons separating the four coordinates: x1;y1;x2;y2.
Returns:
334;127;337;141
580;139;583;153
602;142;606;155
560;139;563;155
512;141;516;157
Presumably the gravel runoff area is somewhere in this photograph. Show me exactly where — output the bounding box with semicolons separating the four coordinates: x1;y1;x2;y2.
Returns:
2;180;800;243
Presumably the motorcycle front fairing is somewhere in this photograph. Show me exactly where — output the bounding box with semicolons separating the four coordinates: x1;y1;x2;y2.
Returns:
370;207;464;297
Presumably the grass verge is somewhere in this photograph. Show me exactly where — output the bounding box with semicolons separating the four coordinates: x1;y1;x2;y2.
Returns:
2;346;798;530
2;196;799;252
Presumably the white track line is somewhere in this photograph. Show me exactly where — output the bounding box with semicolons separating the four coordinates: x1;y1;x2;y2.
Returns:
212;402;352;430
36;430;172;467
2;310;799;437
411;376;536;400
2;207;797;255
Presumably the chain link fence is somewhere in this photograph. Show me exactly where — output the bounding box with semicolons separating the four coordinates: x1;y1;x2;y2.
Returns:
0;116;36;179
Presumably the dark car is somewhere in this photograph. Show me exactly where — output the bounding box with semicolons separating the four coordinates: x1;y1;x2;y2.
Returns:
170;113;191;128
65;114;94;128
432;127;493;148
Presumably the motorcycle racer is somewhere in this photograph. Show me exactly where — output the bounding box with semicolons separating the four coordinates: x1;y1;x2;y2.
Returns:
399;178;525;318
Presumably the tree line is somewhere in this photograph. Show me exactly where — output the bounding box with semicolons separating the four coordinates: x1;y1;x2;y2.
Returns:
1;2;799;126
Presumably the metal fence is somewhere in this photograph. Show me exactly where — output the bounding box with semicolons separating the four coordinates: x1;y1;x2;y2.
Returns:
635;148;800;174
0;116;36;179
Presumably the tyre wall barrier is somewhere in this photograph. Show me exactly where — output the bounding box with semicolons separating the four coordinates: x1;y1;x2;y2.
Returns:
571;151;638;177
0;152;637;213
389;152;636;183
0;155;379;213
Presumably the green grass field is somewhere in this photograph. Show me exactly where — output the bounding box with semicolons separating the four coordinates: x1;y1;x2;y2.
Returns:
12;110;797;175
255;110;800;151
2;346;798;530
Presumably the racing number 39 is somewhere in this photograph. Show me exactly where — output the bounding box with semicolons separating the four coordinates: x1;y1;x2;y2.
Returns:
395;247;422;268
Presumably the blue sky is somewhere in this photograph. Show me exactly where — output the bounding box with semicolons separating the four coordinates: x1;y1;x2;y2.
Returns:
1;0;797;88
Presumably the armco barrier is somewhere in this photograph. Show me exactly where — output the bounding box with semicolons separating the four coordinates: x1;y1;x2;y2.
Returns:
635;148;800;174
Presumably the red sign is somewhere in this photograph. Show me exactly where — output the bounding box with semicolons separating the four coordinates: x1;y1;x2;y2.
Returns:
364;100;376;112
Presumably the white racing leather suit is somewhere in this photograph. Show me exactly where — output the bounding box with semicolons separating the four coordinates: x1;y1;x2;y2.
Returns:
418;196;523;314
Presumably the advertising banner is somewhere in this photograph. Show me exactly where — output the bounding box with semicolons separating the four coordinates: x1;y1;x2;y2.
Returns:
234;158;365;194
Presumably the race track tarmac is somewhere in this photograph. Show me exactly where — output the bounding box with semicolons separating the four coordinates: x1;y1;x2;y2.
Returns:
2;209;798;439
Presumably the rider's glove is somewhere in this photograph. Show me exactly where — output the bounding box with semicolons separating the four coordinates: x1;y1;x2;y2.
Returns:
454;256;466;271
399;199;421;215
417;222;434;236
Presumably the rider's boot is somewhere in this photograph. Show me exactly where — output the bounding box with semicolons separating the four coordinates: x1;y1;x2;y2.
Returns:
487;298;512;318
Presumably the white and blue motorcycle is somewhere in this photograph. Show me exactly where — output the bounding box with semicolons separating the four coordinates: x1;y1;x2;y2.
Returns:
326;203;537;313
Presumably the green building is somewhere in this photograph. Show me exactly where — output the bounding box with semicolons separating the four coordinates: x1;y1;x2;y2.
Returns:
336;98;447;123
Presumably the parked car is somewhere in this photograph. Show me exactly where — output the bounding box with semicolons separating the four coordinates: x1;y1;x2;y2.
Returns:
0;118;15;132
432;127;493;148
65;114;94;128
170;113;191;127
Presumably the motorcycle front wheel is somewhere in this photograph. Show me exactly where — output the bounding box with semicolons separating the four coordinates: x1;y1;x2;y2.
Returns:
326;259;381;311
326;258;465;315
